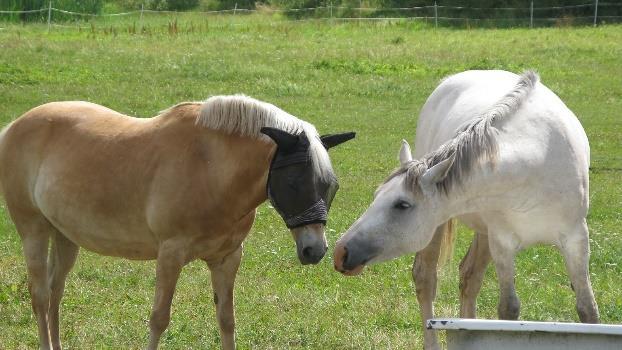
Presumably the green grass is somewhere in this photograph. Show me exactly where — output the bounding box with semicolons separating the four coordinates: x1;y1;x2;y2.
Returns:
0;16;621;349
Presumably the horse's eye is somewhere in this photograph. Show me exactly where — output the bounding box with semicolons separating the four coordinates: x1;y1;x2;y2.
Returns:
393;200;412;210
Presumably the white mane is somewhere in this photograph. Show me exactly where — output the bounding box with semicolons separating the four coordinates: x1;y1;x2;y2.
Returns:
196;95;334;180
390;70;540;194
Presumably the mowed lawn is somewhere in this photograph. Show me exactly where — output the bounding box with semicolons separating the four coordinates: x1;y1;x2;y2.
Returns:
0;17;621;349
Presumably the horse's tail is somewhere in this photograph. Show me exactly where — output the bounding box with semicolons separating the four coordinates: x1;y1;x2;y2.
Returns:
438;218;457;267
0;123;10;145
0;121;13;198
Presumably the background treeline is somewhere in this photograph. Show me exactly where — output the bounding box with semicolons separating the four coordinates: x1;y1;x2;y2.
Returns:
2;0;620;22
1;0;200;21
1;0;104;21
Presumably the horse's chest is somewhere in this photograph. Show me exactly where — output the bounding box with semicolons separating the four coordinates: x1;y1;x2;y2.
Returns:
184;210;256;262
189;231;248;263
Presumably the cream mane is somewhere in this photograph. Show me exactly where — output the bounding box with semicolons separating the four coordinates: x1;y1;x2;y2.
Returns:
389;70;539;194
195;94;334;180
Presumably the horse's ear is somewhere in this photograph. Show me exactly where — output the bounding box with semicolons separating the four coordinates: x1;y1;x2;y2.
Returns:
320;132;355;150
420;153;455;193
260;127;299;152
398;139;413;165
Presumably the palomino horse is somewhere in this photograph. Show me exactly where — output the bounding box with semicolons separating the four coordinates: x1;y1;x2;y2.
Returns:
334;70;599;349
0;95;354;350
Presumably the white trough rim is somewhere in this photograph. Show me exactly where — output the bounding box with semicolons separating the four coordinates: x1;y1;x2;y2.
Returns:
427;318;622;336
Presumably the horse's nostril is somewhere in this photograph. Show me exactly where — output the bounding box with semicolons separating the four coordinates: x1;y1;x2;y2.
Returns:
342;246;349;264
302;246;313;259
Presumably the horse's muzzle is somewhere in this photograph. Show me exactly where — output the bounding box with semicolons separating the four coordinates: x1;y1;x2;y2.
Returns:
291;223;327;265
333;238;373;276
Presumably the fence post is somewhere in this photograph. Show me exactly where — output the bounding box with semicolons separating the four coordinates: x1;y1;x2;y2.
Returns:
47;0;52;32
593;0;599;27
530;1;533;28
434;1;438;28
359;0;362;18
233;3;237;16
139;4;144;31
330;1;333;18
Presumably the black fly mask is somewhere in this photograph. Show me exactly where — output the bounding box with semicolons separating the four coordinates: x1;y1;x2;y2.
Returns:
260;127;355;229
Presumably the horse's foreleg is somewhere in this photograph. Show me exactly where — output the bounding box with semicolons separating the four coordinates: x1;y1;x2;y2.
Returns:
147;242;187;350
207;245;242;350
560;219;599;323
412;223;446;350
48;232;79;350
459;231;491;318
488;232;520;320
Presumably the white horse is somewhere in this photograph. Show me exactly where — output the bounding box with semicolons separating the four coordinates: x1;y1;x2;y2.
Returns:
334;70;599;349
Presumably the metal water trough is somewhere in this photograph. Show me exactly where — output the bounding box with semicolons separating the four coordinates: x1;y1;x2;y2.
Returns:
427;318;622;350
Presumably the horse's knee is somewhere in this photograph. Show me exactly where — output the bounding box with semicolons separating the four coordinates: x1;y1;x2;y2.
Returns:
149;309;171;335
413;271;436;294
412;260;435;285
215;297;235;334
218;313;235;335
411;259;423;280
28;280;50;311
459;269;475;314
459;265;471;294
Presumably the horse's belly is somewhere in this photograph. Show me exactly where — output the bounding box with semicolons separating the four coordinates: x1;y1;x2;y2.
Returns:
49;219;159;259
65;230;158;259
469;206;580;249
35;194;159;260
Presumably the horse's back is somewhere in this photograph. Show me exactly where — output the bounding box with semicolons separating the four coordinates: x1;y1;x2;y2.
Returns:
29;100;125;117
415;70;588;173
1;101;138;156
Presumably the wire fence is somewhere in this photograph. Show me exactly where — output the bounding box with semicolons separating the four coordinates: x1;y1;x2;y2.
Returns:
1;1;621;30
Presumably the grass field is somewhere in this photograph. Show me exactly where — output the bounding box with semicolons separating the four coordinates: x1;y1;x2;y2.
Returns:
0;16;621;349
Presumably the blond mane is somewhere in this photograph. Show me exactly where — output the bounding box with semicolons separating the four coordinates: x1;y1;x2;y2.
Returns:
193;95;334;180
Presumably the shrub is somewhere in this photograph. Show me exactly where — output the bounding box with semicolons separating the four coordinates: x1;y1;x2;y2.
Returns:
0;0;103;21
147;0;200;10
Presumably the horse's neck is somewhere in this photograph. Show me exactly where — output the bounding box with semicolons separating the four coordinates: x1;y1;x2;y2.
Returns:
201;130;275;215
230;138;275;207
155;107;275;219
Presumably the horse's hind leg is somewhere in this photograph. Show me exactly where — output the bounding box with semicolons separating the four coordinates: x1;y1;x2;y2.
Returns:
17;216;55;349
207;245;242;350
48;232;79;350
412;222;446;350
559;219;599;323
459;231;491;318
